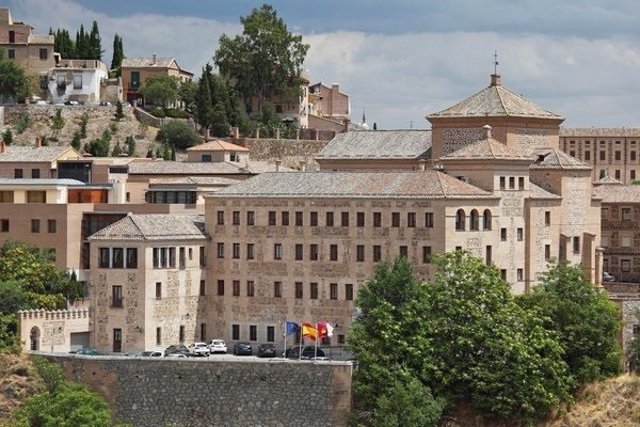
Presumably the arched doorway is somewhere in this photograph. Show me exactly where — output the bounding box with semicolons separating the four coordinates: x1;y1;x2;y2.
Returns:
30;327;40;351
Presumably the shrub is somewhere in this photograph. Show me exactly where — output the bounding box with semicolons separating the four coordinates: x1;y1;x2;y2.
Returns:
156;120;200;149
14;113;33;134
150;107;165;118
114;99;124;121
2;128;13;145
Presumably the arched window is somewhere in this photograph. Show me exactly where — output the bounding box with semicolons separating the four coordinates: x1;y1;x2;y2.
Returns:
483;209;492;230
455;209;466;231
470;209;479;231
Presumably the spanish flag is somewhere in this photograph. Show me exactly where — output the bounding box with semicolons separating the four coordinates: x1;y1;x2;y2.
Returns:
302;322;317;340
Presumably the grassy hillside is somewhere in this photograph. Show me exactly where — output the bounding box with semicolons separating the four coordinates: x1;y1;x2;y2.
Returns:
0;353;45;426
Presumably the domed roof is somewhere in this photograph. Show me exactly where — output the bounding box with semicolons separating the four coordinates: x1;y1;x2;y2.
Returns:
427;74;563;121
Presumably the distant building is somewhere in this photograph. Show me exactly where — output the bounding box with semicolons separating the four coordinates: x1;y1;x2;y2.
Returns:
121;55;193;104
45;59;110;105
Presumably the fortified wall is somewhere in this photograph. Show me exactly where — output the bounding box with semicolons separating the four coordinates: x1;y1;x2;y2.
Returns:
41;354;353;427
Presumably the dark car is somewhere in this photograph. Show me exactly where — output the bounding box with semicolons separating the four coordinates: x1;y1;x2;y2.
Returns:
164;345;191;357
71;347;100;356
257;343;277;358
285;346;325;360
233;342;253;356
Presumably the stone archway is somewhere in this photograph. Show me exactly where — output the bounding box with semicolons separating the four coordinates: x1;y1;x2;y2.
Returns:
30;326;40;351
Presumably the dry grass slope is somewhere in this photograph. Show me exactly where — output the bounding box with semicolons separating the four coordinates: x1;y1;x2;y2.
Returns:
0;353;45;426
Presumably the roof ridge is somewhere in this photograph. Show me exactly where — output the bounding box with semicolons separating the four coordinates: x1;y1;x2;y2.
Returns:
128;216;147;241
435;171;447;198
494;86;508;116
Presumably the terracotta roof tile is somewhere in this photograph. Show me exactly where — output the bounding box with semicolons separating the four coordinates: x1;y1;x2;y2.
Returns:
89;214;207;241
128;160;294;175
593;185;640;203
0;145;79;162
442;138;532;161
186;140;249;152
529;148;591;170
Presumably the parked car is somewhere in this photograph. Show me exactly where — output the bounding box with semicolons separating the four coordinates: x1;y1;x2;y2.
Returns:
285;346;325;360
257;343;277;358
189;342;211;357
140;351;163;358
233;342;253;356
603;271;616;282
209;339;227;354
71;347;100;356
164;345;190;357
166;353;188;358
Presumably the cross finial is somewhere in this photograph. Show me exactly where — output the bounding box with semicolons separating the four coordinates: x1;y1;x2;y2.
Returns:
493;50;499;74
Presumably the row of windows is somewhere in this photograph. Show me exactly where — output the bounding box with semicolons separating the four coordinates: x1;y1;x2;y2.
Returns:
598;169;637;181
4;48;48;60
155;280;206;299
0;190;47;203
218;210;437;229
602;207;634;222
99;248;139;269
230;324;277;342
13;169;43;179
216;280;354;301
0;219;57;233
455;209;493;231
567;148;639;163
498;176;526;190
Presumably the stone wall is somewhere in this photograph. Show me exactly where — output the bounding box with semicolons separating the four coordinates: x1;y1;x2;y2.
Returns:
42;354;352;427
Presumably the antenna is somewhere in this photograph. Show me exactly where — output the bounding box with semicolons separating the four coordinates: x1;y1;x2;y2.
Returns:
493;50;499;74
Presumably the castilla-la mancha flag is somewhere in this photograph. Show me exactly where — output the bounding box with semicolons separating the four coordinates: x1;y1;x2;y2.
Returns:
302;322;317;340
317;322;334;338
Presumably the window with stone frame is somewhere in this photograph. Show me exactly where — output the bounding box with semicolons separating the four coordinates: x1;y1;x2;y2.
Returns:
310;244;319;261
310;211;318;226
373;212;382;227
357;212;365;227
345;283;353;301
622;259;631;273
295;211;303;226
247;281;255;297
281;211;289;226
247;243;255;259
295;244;303;260
268;211;276;225
217;280;224;296
356;245;365;262
232;211;240;225
247;211;255;225
425;212;434;228
622;207;632;221
330;283;338;300
295;282;303;299
391;212;400;227
217;242;225;258
422;246;431;264
310;283;318;299
233;280;241;296
330;244;338;261
407;212;416;228
274;281;282;298
274;243;283;260
217;210;224;225
373;245;382;262
341;212;349;227
326;212;334;226
232;243;240;259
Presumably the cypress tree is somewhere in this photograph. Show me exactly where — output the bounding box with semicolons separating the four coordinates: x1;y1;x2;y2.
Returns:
110;34;124;72
89;21;102;60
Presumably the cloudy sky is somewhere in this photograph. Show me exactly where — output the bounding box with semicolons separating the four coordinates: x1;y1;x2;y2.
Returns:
7;0;640;128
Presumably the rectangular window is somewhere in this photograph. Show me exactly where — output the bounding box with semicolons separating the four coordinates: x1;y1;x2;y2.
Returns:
112;285;123;307
615;170;621;180
247;211;255;225
295;244;303;260
407;212;416;228
422;246;432;264
217;280;225;296
330;244;338;261
249;325;257;341
509;177;515;189
622;208;632;221
217;242;225;258
274;243;282;260
179;326;185;343
112;248;124;268
345;283;354;301
310;244;318;261
517;268;524;282
373;212;382;227
232;324;240;341
500;228;507;241
499;176;505;190
373;245;382;262
545;244;551;261
632;151;637;161
233;280;240;296
31;219;40;233
584;151;591;161
156;282;162;300
517;228;523;241
179;247;186;269
267;326;275;342
518;177;525;190
622;236;632;247
281;211;289;226
545;211;551;226
156;327;162;346
8;30;15;43
330;283;338;300
199;246;206;266
232;211;240;225
486;245;492;265
199;280;206;296
573;236;580;254
425;212;434;228
357;212;365;227
0;219;9;232
0;191;13;203
500;269;507;281
31;169;40;178
274;281;282;298
356;245;365;262
295;211;304;226
631;170;637;181
600;150;606;161
39;48;48;60
622;259;631;273
341;212;349;226
217;210;224;225
310;283;318;299
200;323;207;342
7;49;14;59
247;243;255;260
295;282;303;299
47;219;56;233
615;151;621;161
399;245;408;258
14;169;23;179
99;248;110;268
326;212;334;226
27;191;46;203
73;74;82;89
268;211;277;225
247;281;255;297
391;212;400;227
310;211;318;226
232;243;240;259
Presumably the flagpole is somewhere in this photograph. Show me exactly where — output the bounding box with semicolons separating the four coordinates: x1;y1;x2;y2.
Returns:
314;322;318;359
283;321;287;358
298;320;303;360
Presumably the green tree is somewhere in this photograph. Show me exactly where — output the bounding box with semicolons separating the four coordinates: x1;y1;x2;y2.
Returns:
51;28;75;59
195;68;214;139
89;21;102;60
114;99;125;121
71;130;82;151
214;4;309;115
110;34;124;75
156;120;200;149
52;108;65;132
124;135;136;157
111;142;122;157
79;112;89;139
2;128;13;145
517;260;622;387
75;25;88;59
140;74;179;108
0;49;31;102
179;79;198;114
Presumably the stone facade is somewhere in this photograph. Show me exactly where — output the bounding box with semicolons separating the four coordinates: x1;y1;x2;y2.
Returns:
44;354;352;427
17;308;90;352
0;8;55;76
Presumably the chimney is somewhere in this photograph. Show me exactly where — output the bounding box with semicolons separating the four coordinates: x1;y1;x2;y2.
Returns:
483;124;492;140
35;137;41;148
342;119;350;133
232;126;240;139
152;53;157;65
418;159;426;171
275;159;281;172
490;74;501;87
0;140;4;153
300;160;307;172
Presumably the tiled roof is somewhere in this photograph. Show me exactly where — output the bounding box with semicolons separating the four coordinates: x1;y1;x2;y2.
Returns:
89;214;207;241
427;75;563;120
560;128;640;137
27;34;54;45
121;57;192;74
593;185;640;204
148;176;241;186
0;178;85;186
186;140;249;152
593;174;623;186
529;183;561;199
316;130;431;160
128;160;294;175
441;137;532;161
529;148;591;170
210;171;495;199
0;145;79;162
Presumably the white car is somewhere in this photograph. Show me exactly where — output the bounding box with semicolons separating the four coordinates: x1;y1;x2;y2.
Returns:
209;339;227;354
189;342;211;357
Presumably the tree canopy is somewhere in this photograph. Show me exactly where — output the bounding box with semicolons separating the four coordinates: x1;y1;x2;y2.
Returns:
0;49;31;102
155;120;201;149
140;74;179;108
110;34;124;74
50;21;103;60
214;4;309;114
